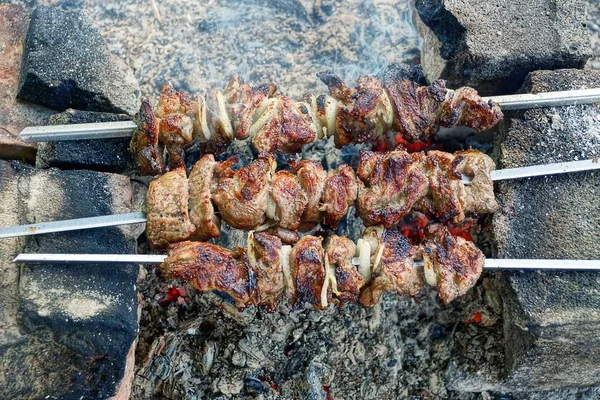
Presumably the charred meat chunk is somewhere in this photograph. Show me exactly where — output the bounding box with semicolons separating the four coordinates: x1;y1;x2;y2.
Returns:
290;235;330;309
268;170;308;230
161;241;252;308
325;235;364;302
145;168;196;248
356;150;429;227
288;159;327;229
247;232;285;310
422;225;484;304
212;153;276;230
453;150;499;215
189;155;220;241
130;99;164;176
412;151;466;222
320;164;358;228
359;229;423;307
155;83;197;169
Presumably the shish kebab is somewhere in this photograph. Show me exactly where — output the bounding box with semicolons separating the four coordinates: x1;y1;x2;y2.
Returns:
14;226;600;311
17;66;600;177
1;150;599;240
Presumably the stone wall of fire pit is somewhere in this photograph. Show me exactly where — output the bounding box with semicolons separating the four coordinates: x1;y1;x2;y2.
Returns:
415;0;593;95
0;4;142;399
492;68;600;390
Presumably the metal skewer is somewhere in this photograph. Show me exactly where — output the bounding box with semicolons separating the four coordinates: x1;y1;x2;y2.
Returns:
0;157;598;239
18;88;600;142
12;253;600;271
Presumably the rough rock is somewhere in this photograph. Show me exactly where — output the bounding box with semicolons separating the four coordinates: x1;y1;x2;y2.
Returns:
17;6;140;115
449;69;600;392
0;161;140;399
36;109;134;172
414;0;593;95
0;4;53;163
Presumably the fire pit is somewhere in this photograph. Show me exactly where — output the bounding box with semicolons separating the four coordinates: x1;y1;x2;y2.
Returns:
0;1;599;399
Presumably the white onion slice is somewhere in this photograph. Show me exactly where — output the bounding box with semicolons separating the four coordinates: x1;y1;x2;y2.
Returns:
200;97;212;141
280;245;294;297
325;96;337;138
356;239;372;282
247;98;279;139
423;258;438;286
216;91;234;140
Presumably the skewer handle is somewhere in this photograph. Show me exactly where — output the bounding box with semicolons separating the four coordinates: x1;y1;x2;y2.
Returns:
12;254;600;270
0;212;146;239
19;120;138;142
14;253;166;264
484;88;600;111
491;158;600;181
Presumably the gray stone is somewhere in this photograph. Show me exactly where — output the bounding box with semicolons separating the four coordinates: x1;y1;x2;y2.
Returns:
36;109;134;172
17;6;140;115
414;0;593;95
0;4;53;163
0;161;139;399
448;69;600;392
492;69;600;389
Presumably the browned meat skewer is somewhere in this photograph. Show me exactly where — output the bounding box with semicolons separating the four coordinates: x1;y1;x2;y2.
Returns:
159;225;484;309
131;65;502;175
145;148;498;249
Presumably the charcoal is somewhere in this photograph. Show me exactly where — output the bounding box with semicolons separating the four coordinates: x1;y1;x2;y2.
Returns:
449;69;600;392
414;0;592;95
36;109;134;172
0;161;139;399
17;6;139;115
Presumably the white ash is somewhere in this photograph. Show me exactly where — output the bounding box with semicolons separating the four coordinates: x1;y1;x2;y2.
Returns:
17;0;420;102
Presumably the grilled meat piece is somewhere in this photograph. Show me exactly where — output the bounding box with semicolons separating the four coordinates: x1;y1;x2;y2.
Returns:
268;171;309;230
155;83;197;169
159;113;193;169
189;155;220;241
247;232;285;310
385;78;448;142
145;168;196;248
359;229;423;307
161;241;251;307
320;164;358;227
422;225;484;304
155;82;198;120
356;150;429;227
249;95;318;154
454;150;499;215
223;77;277;140
413;151;466;222
288;160;327;229
319;72;394;148
325;235;364;302
130;99;164;176
260;226;299;244
290;235;330;309
212;153;276;230
385;78;502;142
438;86;503;132
279;95;318;153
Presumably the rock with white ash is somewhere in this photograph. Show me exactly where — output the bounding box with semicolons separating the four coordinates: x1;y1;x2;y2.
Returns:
0;161;139;399
414;0;592;95
447;68;600;392
17;6;140;115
